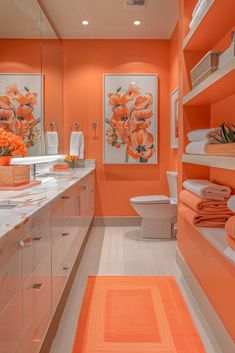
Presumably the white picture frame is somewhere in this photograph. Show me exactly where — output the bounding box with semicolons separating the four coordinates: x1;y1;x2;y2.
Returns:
103;73;158;164
170;87;179;149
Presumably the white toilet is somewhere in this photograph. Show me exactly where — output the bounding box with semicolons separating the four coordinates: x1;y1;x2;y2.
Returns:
130;171;178;239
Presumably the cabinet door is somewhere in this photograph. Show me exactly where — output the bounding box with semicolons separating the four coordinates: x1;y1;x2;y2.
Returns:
0;232;23;353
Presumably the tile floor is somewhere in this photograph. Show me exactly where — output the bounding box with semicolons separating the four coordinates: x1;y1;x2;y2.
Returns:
49;226;222;353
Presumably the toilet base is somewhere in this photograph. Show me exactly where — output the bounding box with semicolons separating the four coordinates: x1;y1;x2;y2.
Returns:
140;218;173;239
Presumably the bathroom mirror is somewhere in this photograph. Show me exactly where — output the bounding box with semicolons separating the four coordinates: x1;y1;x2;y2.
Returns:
0;0;63;156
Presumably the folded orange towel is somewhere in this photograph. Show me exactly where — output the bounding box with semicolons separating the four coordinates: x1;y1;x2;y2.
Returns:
179;190;232;215
225;215;235;240
227;234;235;251
179;204;231;228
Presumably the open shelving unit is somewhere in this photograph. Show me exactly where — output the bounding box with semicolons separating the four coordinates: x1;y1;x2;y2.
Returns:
178;0;235;345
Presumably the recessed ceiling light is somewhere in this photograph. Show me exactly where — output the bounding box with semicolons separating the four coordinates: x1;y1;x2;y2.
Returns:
133;20;141;26
82;20;89;26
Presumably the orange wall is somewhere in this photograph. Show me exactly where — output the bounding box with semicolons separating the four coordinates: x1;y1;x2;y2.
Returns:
63;39;178;216
0;39;63;144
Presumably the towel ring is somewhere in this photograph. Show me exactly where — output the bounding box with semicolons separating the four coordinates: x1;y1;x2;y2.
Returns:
47;121;58;132
71;122;82;132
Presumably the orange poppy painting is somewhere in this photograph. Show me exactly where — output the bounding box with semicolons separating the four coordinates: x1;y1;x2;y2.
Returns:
0;74;43;156
104;74;157;164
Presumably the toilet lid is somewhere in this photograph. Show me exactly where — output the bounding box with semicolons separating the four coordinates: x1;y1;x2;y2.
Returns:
130;195;170;204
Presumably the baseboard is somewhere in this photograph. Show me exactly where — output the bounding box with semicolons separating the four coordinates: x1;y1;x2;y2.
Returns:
92;216;141;226
176;248;235;353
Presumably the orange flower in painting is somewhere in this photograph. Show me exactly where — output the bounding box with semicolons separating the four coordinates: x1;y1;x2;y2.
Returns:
133;109;153;130
108;93;131;107
15;105;37;135
126;84;140;98
0;96;14;129
4;84;22;101
135;93;153;110
112;105;130;122
126;130;154;161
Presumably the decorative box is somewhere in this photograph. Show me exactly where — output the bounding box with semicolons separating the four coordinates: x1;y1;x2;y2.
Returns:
0;164;30;186
190;51;223;89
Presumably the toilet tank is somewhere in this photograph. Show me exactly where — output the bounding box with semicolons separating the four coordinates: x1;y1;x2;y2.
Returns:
166;171;178;202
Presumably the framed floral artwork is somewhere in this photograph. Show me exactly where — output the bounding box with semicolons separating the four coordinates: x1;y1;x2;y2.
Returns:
103;74;158;164
0;74;44;156
170;88;179;149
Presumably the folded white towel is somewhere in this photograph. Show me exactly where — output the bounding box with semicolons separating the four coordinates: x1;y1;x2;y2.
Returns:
224;247;235;264
183;179;231;201
227;195;235;212
46;131;59;155
70;131;84;159
186;141;208;155
187;128;221;143
192;0;208;17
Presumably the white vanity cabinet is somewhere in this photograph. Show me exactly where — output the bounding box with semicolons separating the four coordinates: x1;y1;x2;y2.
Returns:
0;170;95;353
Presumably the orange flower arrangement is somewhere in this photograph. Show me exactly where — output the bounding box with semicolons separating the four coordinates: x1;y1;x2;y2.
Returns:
64;155;79;168
105;84;155;163
0;128;27;157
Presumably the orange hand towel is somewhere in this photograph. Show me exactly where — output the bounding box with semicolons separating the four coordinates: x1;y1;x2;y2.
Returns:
179;190;232;215
179;204;231;228
227;234;235;251
225;215;235;240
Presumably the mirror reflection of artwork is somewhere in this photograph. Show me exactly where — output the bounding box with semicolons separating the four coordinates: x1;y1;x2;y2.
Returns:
171;88;179;149
0;74;43;156
104;74;158;164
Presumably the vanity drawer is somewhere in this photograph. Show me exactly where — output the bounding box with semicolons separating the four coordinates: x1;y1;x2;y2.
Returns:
0;235;22;314
22;219;51;281
0;289;23;353
22;249;51;336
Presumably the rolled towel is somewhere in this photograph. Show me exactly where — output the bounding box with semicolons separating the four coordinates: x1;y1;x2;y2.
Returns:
186;141;208;155
225;215;235;240
70;131;84;159
46;131;59;155
183;179;231;201
227;234;235;251
179;204;231;228
179;190;233;215
187;128;221;143
227;195;235;212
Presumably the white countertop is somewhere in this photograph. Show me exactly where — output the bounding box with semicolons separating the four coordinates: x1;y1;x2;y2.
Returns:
0;166;95;241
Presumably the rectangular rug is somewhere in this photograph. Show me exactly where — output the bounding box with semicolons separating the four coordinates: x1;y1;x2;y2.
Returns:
72;276;206;353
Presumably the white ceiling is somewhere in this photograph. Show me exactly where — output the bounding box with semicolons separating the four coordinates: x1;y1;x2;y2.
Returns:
0;0;56;39
39;0;179;39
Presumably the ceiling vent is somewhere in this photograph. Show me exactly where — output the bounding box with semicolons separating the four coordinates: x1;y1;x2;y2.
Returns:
126;0;146;6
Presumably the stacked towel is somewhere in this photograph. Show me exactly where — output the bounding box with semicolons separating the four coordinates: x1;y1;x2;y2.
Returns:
187;128;221;143
179;190;233;228
189;0;209;29
186;128;222;155
183;179;231;201
70;131;84;159
225;216;235;251
179;204;232;228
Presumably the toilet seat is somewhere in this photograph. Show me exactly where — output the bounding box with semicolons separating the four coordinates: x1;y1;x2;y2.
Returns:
130;195;170;204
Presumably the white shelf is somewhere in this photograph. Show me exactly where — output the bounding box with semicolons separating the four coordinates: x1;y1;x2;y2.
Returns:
183;0;215;50
197;227;235;266
183;58;235;106
182;154;235;170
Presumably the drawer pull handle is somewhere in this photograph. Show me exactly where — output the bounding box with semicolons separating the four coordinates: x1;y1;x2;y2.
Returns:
80;185;87;190
33;236;42;241
62;195;70;200
32;283;42;290
62;233;69;236
63;266;69;271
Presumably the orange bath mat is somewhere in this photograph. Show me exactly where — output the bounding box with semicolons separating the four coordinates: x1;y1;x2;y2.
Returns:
72;276;206;353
